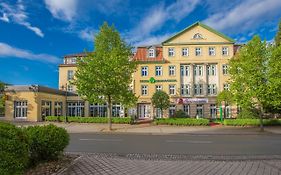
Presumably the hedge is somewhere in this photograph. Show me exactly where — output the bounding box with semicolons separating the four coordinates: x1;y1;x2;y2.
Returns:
25;124;69;163
45;116;132;124
223;119;281;126
0;122;29;175
155;118;209;126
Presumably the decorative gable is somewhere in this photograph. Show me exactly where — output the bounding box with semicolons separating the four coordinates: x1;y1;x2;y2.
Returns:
162;22;235;45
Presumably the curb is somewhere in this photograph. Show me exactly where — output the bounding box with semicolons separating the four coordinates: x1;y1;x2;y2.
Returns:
55;155;82;175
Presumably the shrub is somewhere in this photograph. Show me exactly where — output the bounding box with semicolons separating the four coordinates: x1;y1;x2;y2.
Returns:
0;122;29;175
172;110;189;118
45;116;132;124
25;124;69;163
223;119;281;126
155;118;209;126
237;108;259;119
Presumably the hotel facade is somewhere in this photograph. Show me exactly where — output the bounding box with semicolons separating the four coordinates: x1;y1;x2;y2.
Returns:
2;22;239;121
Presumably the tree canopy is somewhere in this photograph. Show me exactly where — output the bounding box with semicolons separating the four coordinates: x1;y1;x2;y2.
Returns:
151;90;170;118
74;22;138;130
275;20;281;46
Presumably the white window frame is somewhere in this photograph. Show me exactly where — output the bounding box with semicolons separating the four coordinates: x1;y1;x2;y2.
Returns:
67;85;73;92
195;47;202;56
207;65;216;76
141;66;148;76
208;84;217;95
148;48;155;58
67;70;74;80
210;104;217;118
194;65;203;76
155;66;162;76
194;84;203;95
180;65;190;76
181;84;190;96
155;85;162;91
182;48;189;56
169;85;176;95
196;104;204;118
222;64;229;75
169;66;176;76
141;85;148;96
183;104;190;116
223;83;230;91
168;48;175;57
222;47;229;56
209;47;215;56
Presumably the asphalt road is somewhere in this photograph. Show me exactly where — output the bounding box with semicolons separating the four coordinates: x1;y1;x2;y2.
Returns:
66;133;281;156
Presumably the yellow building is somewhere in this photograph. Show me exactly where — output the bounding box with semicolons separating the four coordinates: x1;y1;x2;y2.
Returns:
2;21;239;121
132;22;238;119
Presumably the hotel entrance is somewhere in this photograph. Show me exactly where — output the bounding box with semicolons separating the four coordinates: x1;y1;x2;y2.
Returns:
138;104;151;119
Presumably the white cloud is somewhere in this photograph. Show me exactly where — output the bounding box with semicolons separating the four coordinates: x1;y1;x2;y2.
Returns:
204;0;281;33
78;28;97;42
127;0;199;46
132;33;174;47
0;42;61;64
0;13;9;22
44;0;77;22
0;1;44;37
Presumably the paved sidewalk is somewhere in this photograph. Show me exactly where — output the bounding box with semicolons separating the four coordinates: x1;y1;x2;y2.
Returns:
60;153;281;175
12;121;281;135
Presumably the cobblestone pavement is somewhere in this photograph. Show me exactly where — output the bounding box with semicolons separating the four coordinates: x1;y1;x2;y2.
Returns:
60;154;281;175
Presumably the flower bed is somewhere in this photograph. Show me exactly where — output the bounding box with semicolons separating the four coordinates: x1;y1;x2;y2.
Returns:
155;118;209;126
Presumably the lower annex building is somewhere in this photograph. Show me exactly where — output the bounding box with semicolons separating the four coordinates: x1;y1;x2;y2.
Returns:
2;22;240;121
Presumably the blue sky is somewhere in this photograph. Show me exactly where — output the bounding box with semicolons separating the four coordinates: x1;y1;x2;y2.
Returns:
0;0;280;88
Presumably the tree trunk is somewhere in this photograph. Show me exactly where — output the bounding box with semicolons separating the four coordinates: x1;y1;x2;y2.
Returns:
107;96;112;131
259;106;264;132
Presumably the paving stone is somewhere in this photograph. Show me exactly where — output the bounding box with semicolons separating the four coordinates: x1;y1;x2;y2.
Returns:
59;154;281;175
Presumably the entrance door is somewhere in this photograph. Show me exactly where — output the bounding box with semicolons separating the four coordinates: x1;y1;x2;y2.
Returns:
138;104;151;119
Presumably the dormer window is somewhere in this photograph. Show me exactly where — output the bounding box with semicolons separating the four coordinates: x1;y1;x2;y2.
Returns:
193;33;203;39
148;48;155;58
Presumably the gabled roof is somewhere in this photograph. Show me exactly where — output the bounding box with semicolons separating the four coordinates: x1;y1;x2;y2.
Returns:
162;21;235;44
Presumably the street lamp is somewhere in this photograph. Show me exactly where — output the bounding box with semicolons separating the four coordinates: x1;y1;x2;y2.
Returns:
60;83;68;123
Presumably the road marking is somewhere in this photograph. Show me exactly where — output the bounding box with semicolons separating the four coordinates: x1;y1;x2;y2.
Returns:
166;140;213;144
79;138;123;142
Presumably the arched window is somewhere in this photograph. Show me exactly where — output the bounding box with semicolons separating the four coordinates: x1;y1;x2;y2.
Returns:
193;33;203;39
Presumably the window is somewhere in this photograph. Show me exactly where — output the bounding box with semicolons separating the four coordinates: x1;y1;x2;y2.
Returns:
194;65;203;76
181;84;190;96
141;66;148;76
222;64;229;75
155;66;162;76
225;105;231;118
168;48;175;57
194;84;203;95
41;101;52;118
148;48;155;58
223;83;230;91
54;102;63;116
193;33;203;39
207;65;216;76
169;85;176;95
90;103;107;117
222;47;229;56
14;101;27;118
67;70;74;80
180;65;190;76
169;105;176;117
209;47;215;56
210;104;217;118
195;47;202;56
67;85;73;92
208;84;217;95
155;85;162;91
183;104;190;116
67;102;84;117
196;104;204;118
169;66;176;76
182;48;189;56
141;85;148;95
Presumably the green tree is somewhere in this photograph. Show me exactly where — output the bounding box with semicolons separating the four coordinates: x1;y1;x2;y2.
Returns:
216;90;233;106
229;35;269;131
275;20;281;46
151;90;170;118
74;22;137;130
267;44;281;112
